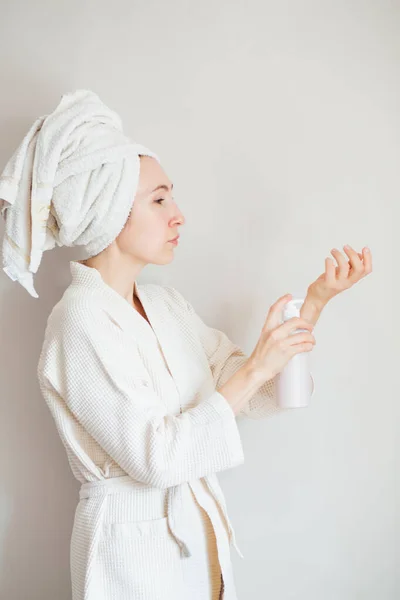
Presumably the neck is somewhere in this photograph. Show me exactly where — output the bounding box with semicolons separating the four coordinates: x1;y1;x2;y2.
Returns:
79;251;144;306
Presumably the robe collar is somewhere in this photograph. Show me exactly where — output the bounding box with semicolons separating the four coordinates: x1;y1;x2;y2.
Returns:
69;260;157;334
69;260;180;383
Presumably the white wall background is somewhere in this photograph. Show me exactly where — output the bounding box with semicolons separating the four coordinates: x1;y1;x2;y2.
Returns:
0;1;397;598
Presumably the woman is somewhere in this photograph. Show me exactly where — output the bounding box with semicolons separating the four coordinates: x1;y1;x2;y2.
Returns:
1;90;372;600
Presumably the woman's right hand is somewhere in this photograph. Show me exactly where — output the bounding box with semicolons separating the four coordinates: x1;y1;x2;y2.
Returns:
247;294;316;381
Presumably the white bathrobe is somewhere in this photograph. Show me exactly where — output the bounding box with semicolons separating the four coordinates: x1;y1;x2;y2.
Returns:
37;260;314;600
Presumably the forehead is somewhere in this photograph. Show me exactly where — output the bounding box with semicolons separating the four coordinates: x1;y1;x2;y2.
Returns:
137;155;172;195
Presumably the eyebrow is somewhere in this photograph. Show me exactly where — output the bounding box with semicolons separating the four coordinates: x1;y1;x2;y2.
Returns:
151;183;174;193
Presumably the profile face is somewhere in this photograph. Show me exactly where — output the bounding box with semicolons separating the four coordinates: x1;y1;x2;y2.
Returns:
116;156;185;265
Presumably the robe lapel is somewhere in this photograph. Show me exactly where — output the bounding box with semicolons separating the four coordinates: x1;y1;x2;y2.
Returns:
70;261;206;405
136;285;187;390
138;285;210;405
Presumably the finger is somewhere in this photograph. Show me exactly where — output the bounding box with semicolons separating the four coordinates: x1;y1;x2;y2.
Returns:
289;341;315;356
343;244;364;281
283;331;316;347
325;257;336;286
285;319;314;335
264;293;292;332
331;248;350;279
357;249;372;268
362;247;372;274
273;318;314;340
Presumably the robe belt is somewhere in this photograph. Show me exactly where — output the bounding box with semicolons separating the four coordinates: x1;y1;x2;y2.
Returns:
79;475;243;560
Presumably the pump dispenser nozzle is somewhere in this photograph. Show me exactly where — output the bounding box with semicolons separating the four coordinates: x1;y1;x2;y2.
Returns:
282;298;305;322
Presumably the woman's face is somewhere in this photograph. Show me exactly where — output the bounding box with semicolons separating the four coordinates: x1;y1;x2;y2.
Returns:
117;156;185;265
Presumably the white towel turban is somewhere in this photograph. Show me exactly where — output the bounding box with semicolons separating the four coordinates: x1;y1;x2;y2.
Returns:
0;89;160;298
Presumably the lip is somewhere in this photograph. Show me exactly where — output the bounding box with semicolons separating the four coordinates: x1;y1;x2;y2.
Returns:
169;235;180;244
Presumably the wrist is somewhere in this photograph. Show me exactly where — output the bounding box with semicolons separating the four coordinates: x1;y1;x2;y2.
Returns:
305;288;328;312
300;295;325;327
243;360;272;387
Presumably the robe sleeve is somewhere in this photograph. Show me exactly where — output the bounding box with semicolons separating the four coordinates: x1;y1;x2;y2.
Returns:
179;291;315;420
37;306;244;490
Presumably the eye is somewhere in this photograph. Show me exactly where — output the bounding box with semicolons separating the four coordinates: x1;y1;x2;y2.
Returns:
155;198;165;204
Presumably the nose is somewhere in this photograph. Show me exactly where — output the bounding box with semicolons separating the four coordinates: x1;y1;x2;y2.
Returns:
170;198;185;229
174;209;185;227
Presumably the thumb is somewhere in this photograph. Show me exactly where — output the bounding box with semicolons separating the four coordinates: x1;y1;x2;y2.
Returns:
263;293;292;333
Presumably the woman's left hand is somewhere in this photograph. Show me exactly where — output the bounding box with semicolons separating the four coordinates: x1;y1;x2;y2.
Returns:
299;245;373;327
307;244;373;309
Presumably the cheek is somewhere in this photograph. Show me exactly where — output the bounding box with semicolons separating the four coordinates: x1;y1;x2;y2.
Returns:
148;210;169;233
124;207;168;245
134;215;165;244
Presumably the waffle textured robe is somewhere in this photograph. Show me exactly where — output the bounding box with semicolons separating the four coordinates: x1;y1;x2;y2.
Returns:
37;260;315;600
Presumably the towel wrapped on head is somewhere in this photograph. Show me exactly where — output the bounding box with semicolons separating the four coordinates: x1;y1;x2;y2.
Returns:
0;89;160;298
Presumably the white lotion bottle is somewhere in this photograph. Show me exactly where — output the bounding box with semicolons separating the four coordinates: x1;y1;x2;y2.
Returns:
275;298;314;408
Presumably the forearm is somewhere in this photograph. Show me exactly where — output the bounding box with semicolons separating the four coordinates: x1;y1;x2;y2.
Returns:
217;363;265;416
